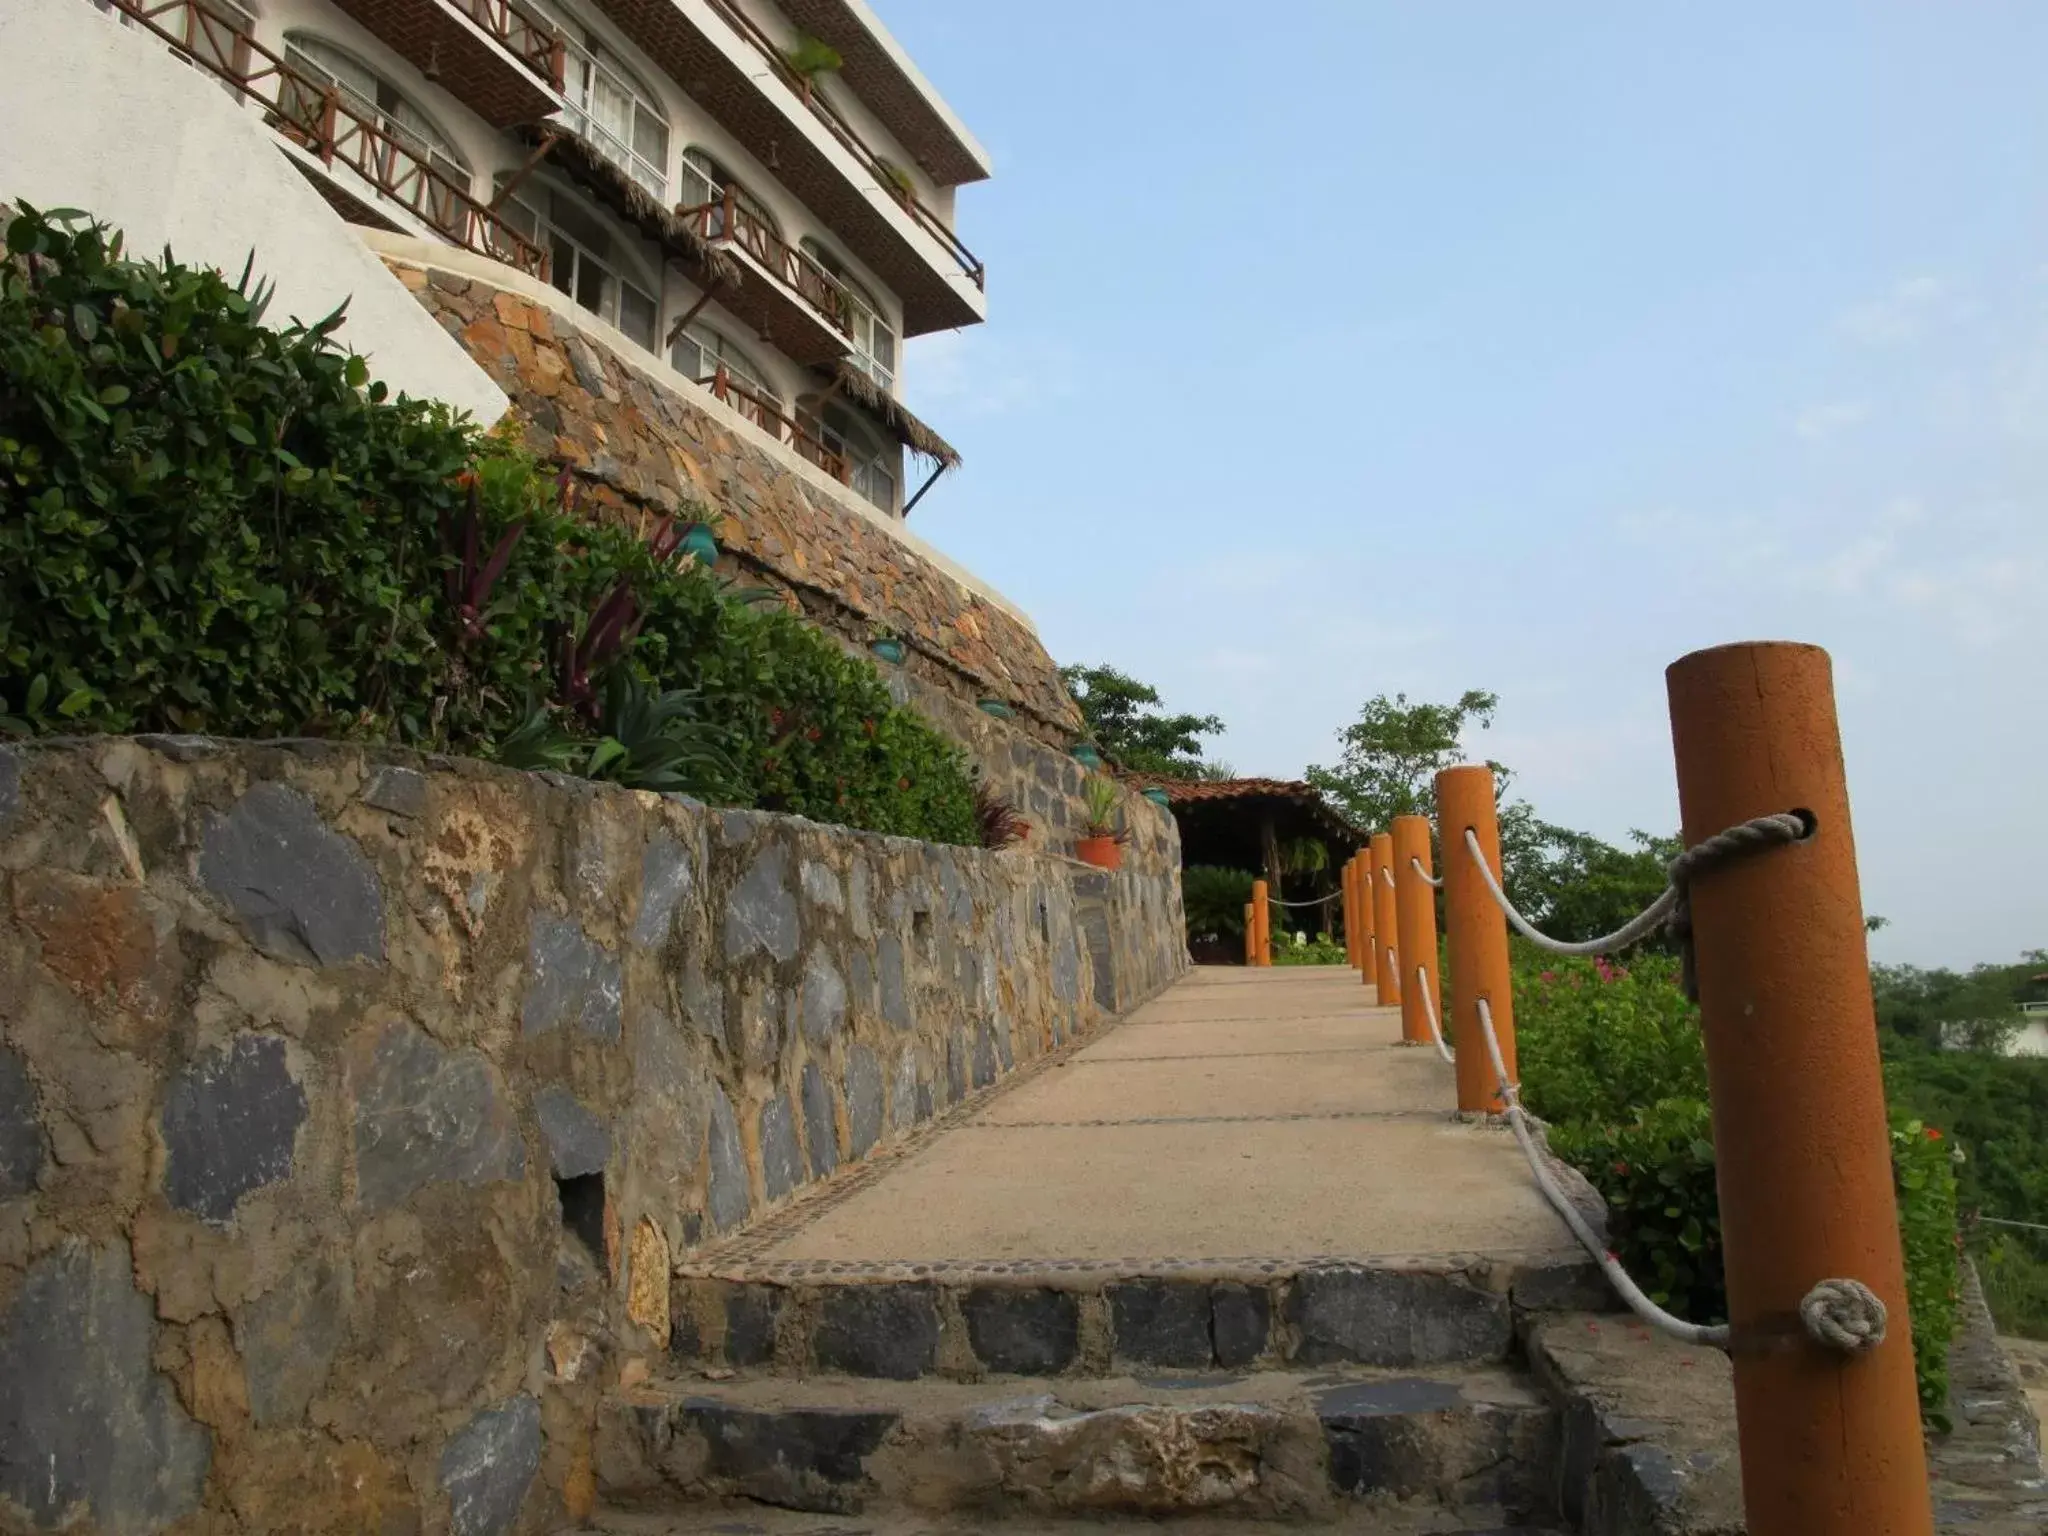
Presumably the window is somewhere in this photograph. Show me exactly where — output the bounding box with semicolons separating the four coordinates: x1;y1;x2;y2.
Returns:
100;0;257;85
672;326;778;408
678;148;781;255
283;35;469;192
801;399;896;513
557;34;667;198
497;182;658;350
802;241;896;394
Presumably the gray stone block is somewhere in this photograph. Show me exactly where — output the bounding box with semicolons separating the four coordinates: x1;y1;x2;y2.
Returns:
1078;897;1116;1012
760;1094;802;1202
813;1284;939;1379
199;782;384;966
971;1020;999;1089
161;1034;307;1224
237;1258;349;1427
0;1241;210;1531
945;1028;967;1103
846;1044;884;1159
679;1401;897;1514
878;934;911;1031
351;1020;525;1211
1285;1267;1511;1367
360;765;426;817
0;1045;44;1199
520;913;622;1040
963;1287;1080;1375
631;833;694;947
0;747;20;825
801;947;847;1045
801;859;844;911
1109;1280;1214;1369
724;1285;783;1367
801;1064;839;1179
439;1394;543;1536
534;1086;611;1179
707;1087;750;1232
889;1047;918;1133
1051;931;1081;1005
1212;1282;1271;1368
724;842;799;964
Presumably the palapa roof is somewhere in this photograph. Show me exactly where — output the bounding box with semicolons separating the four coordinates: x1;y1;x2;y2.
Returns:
828;359;960;468
1120;774;1364;869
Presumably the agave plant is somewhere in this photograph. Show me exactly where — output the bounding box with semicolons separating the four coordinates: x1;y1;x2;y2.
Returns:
496;669;732;796
1080;774;1130;842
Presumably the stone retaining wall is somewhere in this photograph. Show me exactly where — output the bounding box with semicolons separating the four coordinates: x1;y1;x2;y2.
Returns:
0;737;1186;1535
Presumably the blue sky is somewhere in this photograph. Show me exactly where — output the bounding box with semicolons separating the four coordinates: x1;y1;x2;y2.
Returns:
887;2;2048;969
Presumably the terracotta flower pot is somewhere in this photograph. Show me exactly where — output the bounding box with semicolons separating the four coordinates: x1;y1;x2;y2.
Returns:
1075;835;1124;872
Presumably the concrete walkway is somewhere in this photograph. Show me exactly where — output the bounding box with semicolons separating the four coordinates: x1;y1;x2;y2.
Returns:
754;966;1579;1270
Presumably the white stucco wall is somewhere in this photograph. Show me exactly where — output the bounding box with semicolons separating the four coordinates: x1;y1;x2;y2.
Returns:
0;0;508;426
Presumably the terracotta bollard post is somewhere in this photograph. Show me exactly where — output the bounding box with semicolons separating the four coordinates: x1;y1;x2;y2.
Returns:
1368;832;1400;1007
1436;765;1517;1111
1666;641;1931;1536
1243;902;1255;967
1391;815;1441;1048
1355;849;1376;987
1250;878;1270;968
1345;855;1364;971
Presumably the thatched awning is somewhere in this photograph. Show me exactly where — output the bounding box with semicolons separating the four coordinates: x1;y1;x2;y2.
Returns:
513;126;741;290
828;360;960;468
1121;774;1364;870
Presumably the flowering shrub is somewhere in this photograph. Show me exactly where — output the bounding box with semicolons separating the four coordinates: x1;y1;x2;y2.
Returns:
1274;931;1349;966
1514;946;1959;1420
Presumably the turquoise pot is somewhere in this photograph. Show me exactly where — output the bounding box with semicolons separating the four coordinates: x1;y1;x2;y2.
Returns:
977;698;1015;719
1071;744;1103;768
680;524;719;564
1141;787;1172;809
870;638;906;665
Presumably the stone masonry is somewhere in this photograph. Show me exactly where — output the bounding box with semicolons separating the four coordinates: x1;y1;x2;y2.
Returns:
388;256;1083;744
0;736;1186;1535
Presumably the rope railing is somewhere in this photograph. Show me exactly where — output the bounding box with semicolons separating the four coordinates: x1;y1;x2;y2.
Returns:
1262;890;1341;908
1410;857;1443;890
1415;966;1454;1063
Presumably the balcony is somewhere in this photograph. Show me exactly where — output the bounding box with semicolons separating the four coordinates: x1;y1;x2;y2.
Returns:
676;184;855;365
701;363;850;483
325;0;563;128
584;0;985;336
96;0;548;279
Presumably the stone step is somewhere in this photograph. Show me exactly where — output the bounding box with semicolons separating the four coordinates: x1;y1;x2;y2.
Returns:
581;1504;1564;1534
592;1363;1563;1527
668;1256;1609;1382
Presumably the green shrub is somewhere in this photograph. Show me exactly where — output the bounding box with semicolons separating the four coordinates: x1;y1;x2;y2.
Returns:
1515;947;1960;1420
1274;932;1348;966
0;205;974;844
1182;866;1254;944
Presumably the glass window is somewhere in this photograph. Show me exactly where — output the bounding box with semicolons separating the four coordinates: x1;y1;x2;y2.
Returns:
557;35;667;199
497;178;657;350
283;34;469;191
802;400;896;514
801;240;896;393
672;327;778;407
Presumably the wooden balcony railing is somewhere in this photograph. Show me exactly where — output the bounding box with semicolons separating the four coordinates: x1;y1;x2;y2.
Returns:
697;0;985;291
703;364;849;482
451;0;566;90
93;0;548;281
678;183;853;339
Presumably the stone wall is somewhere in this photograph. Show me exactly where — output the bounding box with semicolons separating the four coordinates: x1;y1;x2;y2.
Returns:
384;251;1083;744
0;736;1186;1535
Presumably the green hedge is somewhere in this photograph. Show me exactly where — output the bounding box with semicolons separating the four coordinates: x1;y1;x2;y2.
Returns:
0;205;974;844
1516;950;1960;1422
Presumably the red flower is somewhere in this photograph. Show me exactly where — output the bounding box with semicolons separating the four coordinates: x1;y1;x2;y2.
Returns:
1925;1127;1943;1142
1612;1161;1630;1176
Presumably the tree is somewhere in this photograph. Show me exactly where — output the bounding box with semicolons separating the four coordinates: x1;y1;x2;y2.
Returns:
1305;689;1499;830
1059;663;1224;777
1870;956;2041;1052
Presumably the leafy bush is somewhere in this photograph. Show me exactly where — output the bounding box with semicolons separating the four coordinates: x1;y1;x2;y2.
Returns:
0;205;975;844
1515;947;1960;1419
1274;931;1348;966
1182;866;1254;944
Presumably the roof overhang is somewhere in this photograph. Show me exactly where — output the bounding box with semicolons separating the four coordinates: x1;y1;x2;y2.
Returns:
327;0;560;128
776;0;990;187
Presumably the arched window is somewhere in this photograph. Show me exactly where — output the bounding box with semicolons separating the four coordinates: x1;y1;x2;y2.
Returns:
677;148;779;251
673;325;779;411
800;397;896;513
494;177;659;351
801;240;896;394
283;34;468;191
557;33;668;197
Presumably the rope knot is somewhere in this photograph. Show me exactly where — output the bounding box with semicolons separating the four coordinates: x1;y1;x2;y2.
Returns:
1798;1277;1887;1354
1665;811;1812;999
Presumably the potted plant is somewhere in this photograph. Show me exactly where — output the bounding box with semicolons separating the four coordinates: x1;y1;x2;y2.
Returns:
679;521;718;566
868;622;905;665
874;158;916;208
977;698;1014;719
784;33;842;100
1141;786;1172;809
1070;741;1103;769
1075;775;1129;872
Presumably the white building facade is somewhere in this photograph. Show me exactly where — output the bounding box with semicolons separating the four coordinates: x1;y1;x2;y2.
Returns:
90;0;986;515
